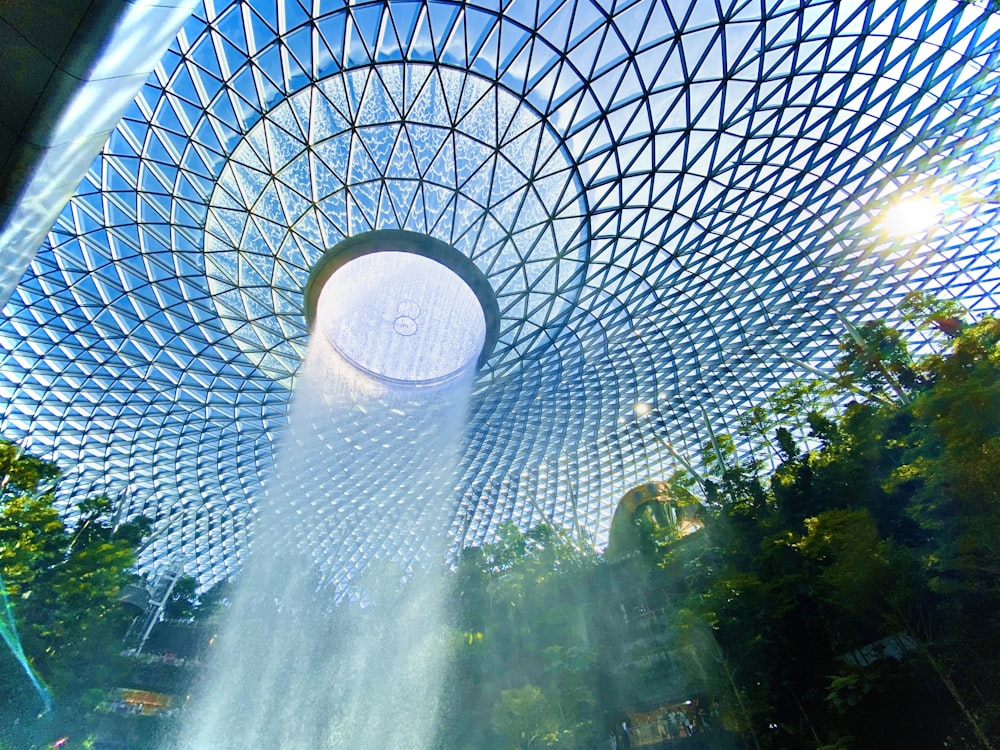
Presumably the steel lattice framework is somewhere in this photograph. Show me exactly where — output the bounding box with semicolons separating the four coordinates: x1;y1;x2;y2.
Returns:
2;0;1000;584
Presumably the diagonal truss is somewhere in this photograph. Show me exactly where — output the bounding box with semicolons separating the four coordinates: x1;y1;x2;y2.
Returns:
1;0;999;584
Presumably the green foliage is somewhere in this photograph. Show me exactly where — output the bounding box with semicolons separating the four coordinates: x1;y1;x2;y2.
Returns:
0;441;61;500
491;684;561;749
662;308;1000;749
164;576;200;620
0;440;151;748
5;303;997;749
441;523;600;750
836;319;920;397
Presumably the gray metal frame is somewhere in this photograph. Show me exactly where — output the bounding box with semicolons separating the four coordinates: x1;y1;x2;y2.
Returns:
1;0;999;585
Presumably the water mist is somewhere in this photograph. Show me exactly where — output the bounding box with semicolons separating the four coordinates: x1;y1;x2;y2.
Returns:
176;236;494;750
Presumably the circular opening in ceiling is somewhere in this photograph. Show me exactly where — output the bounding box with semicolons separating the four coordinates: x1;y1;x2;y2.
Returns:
304;230;500;386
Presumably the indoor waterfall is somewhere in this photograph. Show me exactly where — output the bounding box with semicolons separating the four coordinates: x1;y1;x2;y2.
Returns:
175;247;485;749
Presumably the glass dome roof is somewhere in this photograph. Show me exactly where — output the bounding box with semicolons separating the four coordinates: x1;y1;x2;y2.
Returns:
2;0;1000;584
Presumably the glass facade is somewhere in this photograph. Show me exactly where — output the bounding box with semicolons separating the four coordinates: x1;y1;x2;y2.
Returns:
2;0;999;583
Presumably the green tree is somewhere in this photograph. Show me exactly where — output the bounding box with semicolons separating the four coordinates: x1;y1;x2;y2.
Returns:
163;575;200;620
665;309;1000;748
442;523;599;750
0;440;150;748
437;306;1000;750
491;684;561;749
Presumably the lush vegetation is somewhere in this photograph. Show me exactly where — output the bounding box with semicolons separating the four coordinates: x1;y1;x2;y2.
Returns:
440;524;602;749
3;297;998;749
434;298;1000;749
662;300;1000;749
0;444;151;749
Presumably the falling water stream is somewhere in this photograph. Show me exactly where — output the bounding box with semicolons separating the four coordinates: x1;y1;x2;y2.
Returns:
177;250;483;749
1;572;52;713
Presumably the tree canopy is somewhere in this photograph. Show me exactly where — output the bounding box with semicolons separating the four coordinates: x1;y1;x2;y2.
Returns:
0;441;151;749
662;304;1000;749
3;298;999;750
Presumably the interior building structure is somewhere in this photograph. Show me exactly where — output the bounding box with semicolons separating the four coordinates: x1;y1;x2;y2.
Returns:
1;0;999;589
